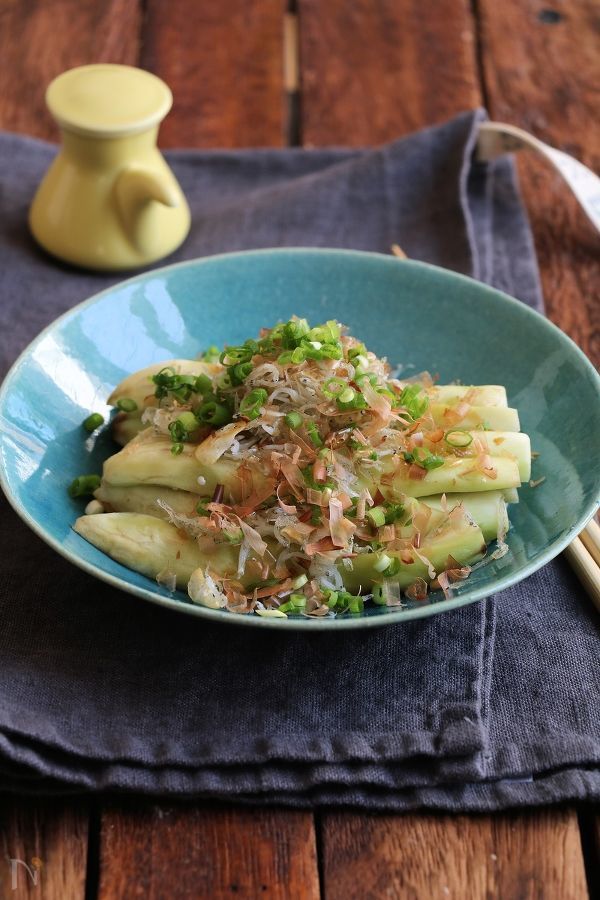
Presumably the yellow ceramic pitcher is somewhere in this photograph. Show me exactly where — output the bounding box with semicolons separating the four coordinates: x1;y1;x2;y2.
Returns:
29;64;191;271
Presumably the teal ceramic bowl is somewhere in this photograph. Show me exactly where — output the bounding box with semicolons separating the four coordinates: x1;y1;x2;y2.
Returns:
1;249;599;629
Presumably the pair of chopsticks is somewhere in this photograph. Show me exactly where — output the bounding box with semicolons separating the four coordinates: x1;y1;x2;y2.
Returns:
564;519;600;613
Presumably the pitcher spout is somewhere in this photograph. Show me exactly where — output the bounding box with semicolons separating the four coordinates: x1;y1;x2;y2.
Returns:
115;165;184;255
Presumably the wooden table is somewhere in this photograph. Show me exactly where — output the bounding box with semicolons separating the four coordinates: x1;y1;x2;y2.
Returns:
0;1;598;897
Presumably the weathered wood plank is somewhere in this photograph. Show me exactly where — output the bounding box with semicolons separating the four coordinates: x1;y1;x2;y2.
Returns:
321;808;589;899
98;803;320;899
142;0;286;148
0;798;89;899
478;0;599;365
298;0;481;146
0;0;141;140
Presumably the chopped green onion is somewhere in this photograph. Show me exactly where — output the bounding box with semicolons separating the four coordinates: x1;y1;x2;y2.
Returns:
285;411;303;429
306;421;323;448
68;474;101;498
176;411;199;432
337;392;368;411
347;343;367;360
152;370;198;403
322;376;346;399
384;503;405;524
348;596;364;614
336;591;364;614
116;398;138;413
367;506;386;527
323;590;339;609
292;574;308;589
316;342;343;360
194;374;213;395
355;372;378;387
291;347;306;364
239;388;268;420
338;387;355;404
399;384;429;420
220;346;252;366
216;372;233;391
310;508;322;525
383;557;402;577
369;451;378;460
229;361;253;385
196;498;210;516
404;448;444;470
169;411;199;443
306;320;341;343
82;412;104;432
372;585;387;605
281;318;310;349
171;442;184;456
373;554;393;573
223;528;244;544
422;453;444;471
445;430;473;448
279;593;307;614
200;345;221;363
197;400;231;426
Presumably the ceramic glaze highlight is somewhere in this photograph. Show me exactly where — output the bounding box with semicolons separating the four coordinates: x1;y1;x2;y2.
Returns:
1;250;599;629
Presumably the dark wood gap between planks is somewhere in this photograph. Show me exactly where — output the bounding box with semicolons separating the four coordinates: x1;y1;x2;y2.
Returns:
469;0;490;109
84;802;101;900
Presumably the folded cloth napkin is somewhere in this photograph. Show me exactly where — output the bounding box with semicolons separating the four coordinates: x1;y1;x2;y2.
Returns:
0;110;598;809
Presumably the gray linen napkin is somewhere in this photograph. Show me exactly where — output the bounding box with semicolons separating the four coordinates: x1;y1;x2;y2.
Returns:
0;110;598;809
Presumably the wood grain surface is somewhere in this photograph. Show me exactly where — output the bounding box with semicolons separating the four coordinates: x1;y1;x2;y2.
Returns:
0;0;140;140
478;0;600;366
98;803;319;899
298;0;481;145
142;0;286;148
321;808;589;900
0;798;88;899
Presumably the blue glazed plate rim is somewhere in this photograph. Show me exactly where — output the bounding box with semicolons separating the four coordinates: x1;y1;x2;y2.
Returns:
1;248;599;630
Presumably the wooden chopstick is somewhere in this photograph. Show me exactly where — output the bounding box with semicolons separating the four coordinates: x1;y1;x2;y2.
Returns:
564;519;600;613
579;517;600;568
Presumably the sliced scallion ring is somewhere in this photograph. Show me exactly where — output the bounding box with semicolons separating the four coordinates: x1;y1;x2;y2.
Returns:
444;430;473;448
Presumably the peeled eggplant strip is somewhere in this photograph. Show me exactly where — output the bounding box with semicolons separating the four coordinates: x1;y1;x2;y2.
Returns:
378;456;522;500
426;384;507;407
74;513;238;590
339;505;486;593
423;491;508;543
95;482;199;519
102;432;246;499
428;403;520;432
